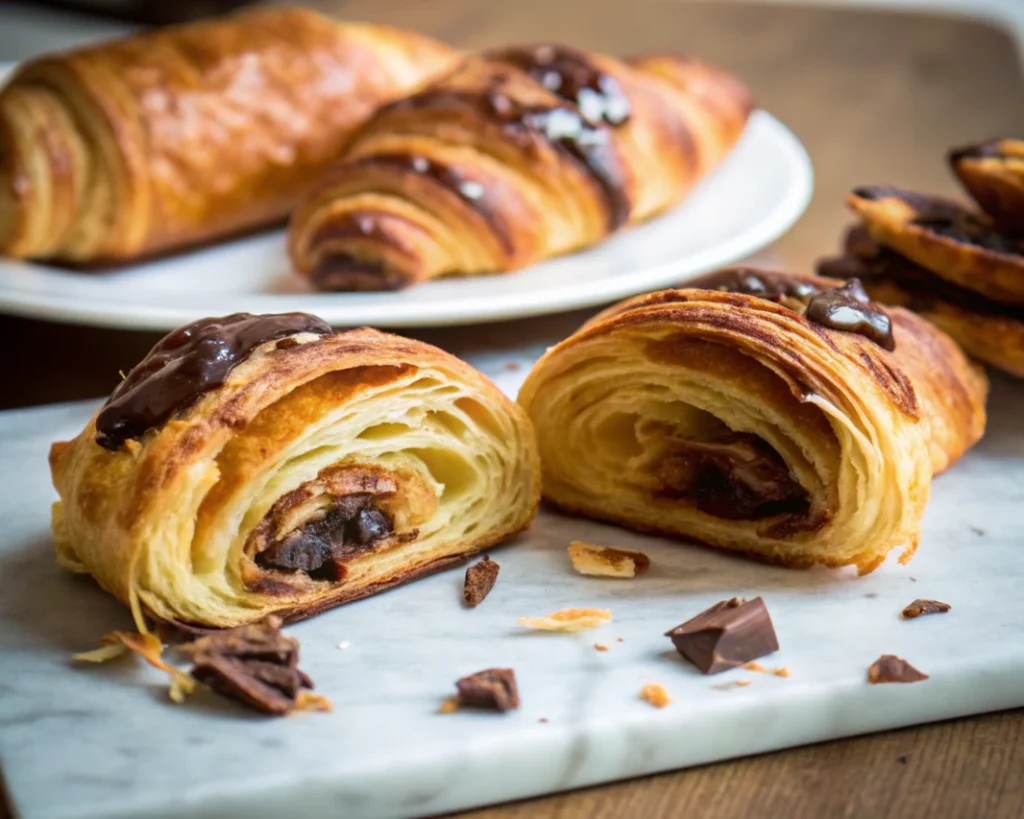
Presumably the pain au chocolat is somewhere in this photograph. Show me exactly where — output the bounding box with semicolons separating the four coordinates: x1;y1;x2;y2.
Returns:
49;314;539;629
288;44;751;290
518;269;987;574
0;7;455;262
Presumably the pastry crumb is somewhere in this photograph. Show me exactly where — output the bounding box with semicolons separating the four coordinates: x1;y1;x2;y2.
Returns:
504;361;521;371
617;637;624;643
439;696;459;714
517;607;612;632
567;541;650;578
743;662;766;672
868;655;928;684
774;667;791;678
538;717;549;723
712;679;754;690
902;599;950;619
75;630;196;703
594;643;609;652
295;692;333;713
641;683;671;708
455;668;519;712
744;661;790;677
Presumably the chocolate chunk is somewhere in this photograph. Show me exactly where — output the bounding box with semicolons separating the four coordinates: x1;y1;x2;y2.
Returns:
805;279;895;351
258;530;335;574
665;597;779;674
184;617;321;715
455;668;520;712
902;599;951;619
868;654;928;684
463;556;500;607
349;507;393;545
95;313;332;450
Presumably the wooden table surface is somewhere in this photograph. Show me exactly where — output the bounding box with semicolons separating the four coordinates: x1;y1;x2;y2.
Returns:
2;1;1023;817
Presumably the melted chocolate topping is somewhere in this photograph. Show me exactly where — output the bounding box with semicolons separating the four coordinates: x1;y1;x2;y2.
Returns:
805;280;895;351
388;87;631;230
688;268;895;350
95;313;332;450
487;45;631;126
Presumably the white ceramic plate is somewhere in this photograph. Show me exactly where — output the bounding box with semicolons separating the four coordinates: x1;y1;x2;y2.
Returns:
0;107;811;330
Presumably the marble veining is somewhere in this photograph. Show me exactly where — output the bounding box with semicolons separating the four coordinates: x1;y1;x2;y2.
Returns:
1;359;1023;819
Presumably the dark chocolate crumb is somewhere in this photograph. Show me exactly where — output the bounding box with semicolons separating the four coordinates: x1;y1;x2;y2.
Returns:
463;556;500;608
868;655;928;684
902;599;951;619
455;668;519;712
897;755;908;765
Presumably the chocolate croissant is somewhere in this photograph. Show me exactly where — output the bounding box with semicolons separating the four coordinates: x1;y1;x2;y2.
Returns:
0;7;455;262
950;139;1024;236
49;314;539;628
288;45;752;290
518;269;987;574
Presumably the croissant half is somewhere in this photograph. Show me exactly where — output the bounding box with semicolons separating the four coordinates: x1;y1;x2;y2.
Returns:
288;45;752;290
50;315;539;628
518;269;987;574
0;7;455;262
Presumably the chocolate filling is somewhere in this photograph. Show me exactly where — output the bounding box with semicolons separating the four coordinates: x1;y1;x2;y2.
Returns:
387;88;630;231
312;253;408;291
655;433;809;520
256;494;394;581
911;213;1023;256
95;313;332;450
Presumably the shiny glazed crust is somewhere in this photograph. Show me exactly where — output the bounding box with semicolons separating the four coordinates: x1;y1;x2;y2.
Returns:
950;139;1024;236
0;7;456;262
847;186;1024;307
518;270;987;574
49;328;540;628
288;49;752;290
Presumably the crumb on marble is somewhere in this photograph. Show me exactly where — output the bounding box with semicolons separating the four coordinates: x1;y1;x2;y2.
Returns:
868;655;928;684
464;556;500;608
743;662;790;677
539;717;549;723
517;607;612;632
594;643;609;652
617;637;624;643
504;361;521;371
567;541;650;578
712;679;754;690
902;599;950;619
439;696;459;714
641;683;671;708
909;577;917;582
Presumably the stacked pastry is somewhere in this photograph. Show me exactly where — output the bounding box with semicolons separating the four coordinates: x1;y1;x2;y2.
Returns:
818;140;1024;376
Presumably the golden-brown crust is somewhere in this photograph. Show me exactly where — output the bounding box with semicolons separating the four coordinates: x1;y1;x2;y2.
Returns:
818;226;1024;378
288;46;751;290
519;268;987;574
0;8;456;261
950;138;1024;236
50;324;540;628
846;185;1024;306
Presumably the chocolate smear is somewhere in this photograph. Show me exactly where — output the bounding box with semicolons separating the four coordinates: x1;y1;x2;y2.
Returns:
455;668;520;712
868;654;928;684
805;280;895;351
902;599;951;619
184;617;322;715
665;597;779;674
96;312;332;450
463;556;500;607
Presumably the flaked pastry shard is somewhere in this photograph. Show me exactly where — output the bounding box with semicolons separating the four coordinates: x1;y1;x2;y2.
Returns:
50;313;539;629
519;268;987;573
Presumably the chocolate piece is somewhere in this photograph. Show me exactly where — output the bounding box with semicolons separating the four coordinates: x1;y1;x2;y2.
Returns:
95;312;332;450
256;496;394;580
463;556;500;607
487;44;631;127
805;280;895;351
185;618;320;715
665;597;779;674
455;668;520;712
902;599;951;619
867;654;928;684
387;89;630;231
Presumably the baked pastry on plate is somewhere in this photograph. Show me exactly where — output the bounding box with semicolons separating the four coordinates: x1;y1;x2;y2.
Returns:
0;7;455;262
288;44;752;290
518;268;987;574
949;138;1024;236
50;314;539;628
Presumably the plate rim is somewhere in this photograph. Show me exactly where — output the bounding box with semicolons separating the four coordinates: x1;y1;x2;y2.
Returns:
0;110;812;330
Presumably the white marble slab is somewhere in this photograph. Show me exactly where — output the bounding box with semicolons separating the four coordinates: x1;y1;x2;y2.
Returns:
2;357;1024;819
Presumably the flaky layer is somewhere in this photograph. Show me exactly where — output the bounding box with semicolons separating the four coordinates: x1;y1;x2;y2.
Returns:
288;47;751;290
50;328;539;628
518;272;986;574
0;8;455;262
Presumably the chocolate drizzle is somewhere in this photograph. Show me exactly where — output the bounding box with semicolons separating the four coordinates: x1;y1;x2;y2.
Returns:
487;44;631;127
388;83;631;230
688;268;895;351
95;312;332;450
